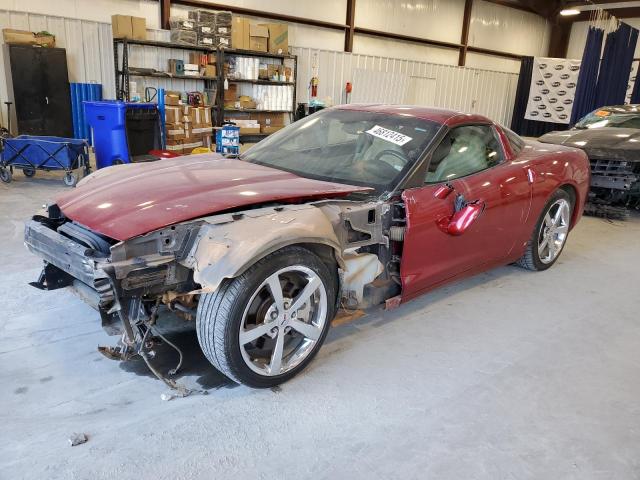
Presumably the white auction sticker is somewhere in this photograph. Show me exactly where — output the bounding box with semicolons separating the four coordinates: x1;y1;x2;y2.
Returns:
366;125;413;146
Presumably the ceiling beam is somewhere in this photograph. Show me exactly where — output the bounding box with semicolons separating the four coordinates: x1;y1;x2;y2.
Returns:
458;0;474;66
345;0;356;53
160;0;170;30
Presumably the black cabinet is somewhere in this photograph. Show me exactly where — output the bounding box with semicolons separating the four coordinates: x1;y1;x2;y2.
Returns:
6;45;73;137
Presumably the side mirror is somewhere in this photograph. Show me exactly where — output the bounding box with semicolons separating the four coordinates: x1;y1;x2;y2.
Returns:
437;201;484;236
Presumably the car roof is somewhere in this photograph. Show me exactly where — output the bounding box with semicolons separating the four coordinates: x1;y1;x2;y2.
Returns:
335;104;494;128
598;104;640;113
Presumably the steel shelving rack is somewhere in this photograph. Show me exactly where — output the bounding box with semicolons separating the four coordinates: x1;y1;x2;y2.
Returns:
113;38;297;140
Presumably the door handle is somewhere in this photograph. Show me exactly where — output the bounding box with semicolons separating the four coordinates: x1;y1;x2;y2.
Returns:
437;200;485;236
45;96;49;105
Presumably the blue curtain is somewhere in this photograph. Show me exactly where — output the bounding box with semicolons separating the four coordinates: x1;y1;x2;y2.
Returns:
631;65;640;103
594;22;638;108
570;26;604;124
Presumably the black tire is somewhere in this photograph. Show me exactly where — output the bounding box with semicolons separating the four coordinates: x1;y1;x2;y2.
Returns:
516;188;573;271
22;167;36;177
0;167;12;183
63;172;77;187
196;246;337;388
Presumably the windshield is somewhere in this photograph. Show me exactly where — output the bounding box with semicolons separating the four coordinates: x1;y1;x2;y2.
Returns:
240;109;441;193
575;109;640;129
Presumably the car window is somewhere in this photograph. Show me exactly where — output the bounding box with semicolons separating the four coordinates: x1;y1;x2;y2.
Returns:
575;109;640;129
241;109;441;193
425;125;504;183
502;126;525;154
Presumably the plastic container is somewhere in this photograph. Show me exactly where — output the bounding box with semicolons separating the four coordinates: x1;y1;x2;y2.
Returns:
170;30;197;45
188;10;217;24
215;125;239;155
198;34;215;47
84;101;160;169
169;17;196;31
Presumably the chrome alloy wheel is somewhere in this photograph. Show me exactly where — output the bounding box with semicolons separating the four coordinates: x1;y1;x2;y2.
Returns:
239;266;328;376
537;198;570;264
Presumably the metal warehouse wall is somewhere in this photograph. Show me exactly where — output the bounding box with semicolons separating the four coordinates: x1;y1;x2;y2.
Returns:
0;9;518;130
293;47;518;127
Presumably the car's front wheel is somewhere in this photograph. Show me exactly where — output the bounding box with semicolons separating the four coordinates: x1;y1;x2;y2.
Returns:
517;188;573;271
196;246;337;388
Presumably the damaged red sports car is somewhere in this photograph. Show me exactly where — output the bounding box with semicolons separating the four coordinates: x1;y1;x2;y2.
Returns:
24;105;590;388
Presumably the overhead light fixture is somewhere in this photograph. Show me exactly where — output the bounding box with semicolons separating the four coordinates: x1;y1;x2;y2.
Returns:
560;9;581;16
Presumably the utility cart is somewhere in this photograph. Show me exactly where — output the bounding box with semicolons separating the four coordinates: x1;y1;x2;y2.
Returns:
0;135;90;186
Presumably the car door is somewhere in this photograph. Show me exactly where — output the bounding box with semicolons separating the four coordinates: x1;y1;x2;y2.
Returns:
400;124;532;301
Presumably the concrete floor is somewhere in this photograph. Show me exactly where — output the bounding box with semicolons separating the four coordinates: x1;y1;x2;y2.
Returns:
1;172;639;480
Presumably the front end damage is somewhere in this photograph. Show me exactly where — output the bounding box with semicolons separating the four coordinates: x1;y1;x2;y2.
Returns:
25;197;407;388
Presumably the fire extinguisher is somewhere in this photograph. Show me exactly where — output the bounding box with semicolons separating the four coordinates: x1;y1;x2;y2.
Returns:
310;76;319;99
345;82;352;104
309;52;319;101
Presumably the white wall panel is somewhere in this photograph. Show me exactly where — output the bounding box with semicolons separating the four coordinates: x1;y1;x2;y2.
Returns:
469;0;550;57
353;34;459;65
566;21;589;61
0;0;159;26
354;0;465;44
465;52;521;73
292;46;519;126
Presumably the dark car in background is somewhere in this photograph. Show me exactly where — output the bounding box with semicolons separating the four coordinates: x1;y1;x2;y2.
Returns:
539;105;640;216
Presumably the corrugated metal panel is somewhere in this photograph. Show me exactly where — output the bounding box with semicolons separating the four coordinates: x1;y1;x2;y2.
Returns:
355;0;465;45
0;9;519;129
292;46;519;126
470;0;550;57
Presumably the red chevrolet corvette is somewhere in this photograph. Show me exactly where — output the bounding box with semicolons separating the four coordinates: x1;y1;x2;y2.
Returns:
25;105;590;388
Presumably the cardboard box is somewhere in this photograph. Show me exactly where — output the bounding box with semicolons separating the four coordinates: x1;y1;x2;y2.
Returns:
239;98;257;110
255;112;285;126
3;29;55;47
223;84;238;102
193;124;213;136
232;16;250;50
166;140;183;153
182;106;199;124
203;64;216;78
261;23;288;54
111;15;132;39
189;52;208;66
183;122;193;140
131;16;147;40
164;91;181;106
261;125;284;134
197;107;211;125
111;15;146;40
166;123;186;141
249;24;268;52
239;127;261;135
165;106;181;124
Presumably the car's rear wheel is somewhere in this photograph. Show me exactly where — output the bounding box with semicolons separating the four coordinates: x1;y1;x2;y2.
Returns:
517;189;573;271
196;246;337;388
